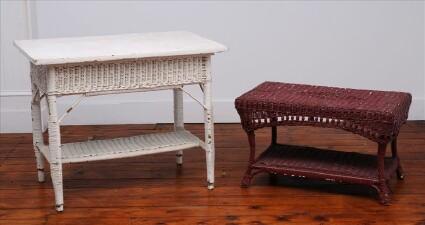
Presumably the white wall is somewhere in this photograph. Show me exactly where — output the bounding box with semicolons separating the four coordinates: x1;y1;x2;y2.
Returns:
1;0;424;133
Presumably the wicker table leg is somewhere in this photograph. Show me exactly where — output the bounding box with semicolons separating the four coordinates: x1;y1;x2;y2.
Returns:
31;87;45;182
268;126;278;182
47;94;64;211
271;126;277;145
375;143;391;205
203;64;215;190
391;139;404;180
241;131;256;187
173;88;184;166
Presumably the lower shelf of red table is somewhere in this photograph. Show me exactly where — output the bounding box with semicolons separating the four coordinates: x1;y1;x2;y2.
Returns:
252;144;398;184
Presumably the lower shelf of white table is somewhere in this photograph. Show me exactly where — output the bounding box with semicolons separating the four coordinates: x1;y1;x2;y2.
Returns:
38;130;204;163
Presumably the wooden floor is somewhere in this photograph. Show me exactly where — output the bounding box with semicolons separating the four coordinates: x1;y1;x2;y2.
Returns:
0;122;424;225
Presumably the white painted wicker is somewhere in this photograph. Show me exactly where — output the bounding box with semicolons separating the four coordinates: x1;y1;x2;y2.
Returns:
31;55;209;96
38;130;202;163
15;31;226;212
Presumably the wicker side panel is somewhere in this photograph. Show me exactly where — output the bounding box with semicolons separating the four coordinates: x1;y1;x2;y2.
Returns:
235;109;397;143
53;55;209;95
234;81;412;144
30;63;48;95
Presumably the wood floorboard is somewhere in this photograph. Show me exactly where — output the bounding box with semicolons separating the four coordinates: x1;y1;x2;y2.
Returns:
0;122;424;225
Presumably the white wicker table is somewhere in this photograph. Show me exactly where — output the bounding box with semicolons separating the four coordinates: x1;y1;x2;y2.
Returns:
14;31;227;211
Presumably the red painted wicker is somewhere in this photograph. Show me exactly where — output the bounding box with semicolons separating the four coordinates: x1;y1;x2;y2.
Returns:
235;81;412;205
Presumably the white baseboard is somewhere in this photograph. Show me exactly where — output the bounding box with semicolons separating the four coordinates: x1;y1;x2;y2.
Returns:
1;92;424;133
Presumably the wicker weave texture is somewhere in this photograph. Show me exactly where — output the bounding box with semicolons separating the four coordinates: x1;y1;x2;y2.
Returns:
236;81;411;204
253;144;398;183
29;55;216;211
20;31;227;211
235;81;412;143
32;55;209;95
56;130;200;163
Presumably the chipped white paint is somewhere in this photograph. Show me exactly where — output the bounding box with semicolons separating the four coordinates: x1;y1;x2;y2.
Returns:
30;85;45;183
203;57;215;190
18;31;226;211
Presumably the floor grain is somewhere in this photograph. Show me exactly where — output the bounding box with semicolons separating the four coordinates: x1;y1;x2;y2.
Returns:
0;122;424;225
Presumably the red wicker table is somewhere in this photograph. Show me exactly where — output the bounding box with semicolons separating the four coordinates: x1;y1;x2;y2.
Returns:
235;81;412;204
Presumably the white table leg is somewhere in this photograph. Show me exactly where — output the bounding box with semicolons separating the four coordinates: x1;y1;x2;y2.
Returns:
47;94;64;212
203;78;215;189
173;88;184;165
31;87;45;182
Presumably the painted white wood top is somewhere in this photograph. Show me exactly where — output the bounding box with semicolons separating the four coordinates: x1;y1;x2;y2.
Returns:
14;31;227;65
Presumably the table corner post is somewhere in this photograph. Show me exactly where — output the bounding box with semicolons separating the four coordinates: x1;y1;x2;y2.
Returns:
173;88;184;166
30;63;46;183
46;66;64;211
375;142;391;205
203;56;215;190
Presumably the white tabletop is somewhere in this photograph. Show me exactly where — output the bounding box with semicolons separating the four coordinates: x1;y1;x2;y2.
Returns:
14;31;227;65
